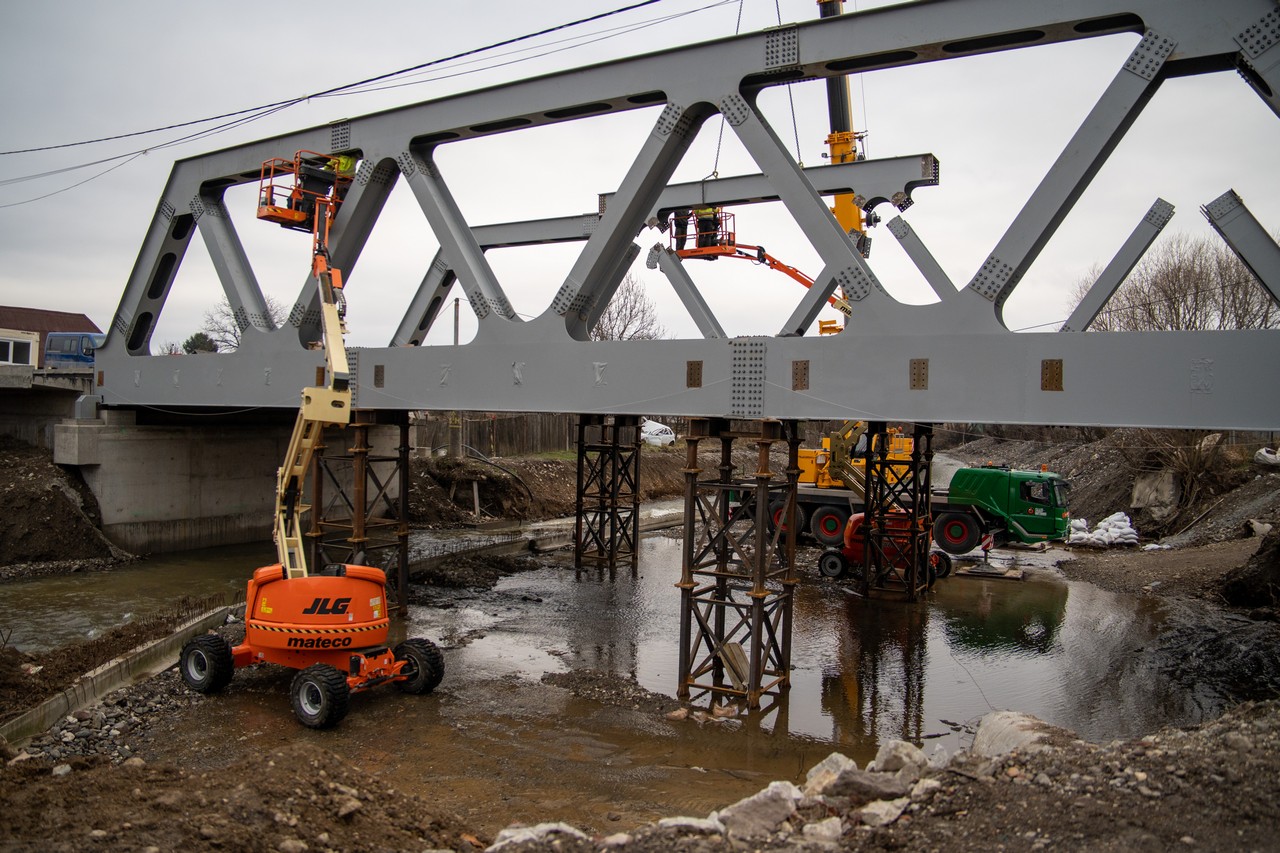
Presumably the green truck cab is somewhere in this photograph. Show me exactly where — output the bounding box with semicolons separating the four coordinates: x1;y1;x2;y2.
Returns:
933;465;1071;555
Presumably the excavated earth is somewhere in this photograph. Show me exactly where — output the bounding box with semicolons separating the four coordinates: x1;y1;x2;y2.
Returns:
3;432;1280;851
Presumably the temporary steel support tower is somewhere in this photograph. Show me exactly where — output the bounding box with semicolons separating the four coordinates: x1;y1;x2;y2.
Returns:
859;423;935;601
677;419;802;708
574;415;641;573
308;412;411;611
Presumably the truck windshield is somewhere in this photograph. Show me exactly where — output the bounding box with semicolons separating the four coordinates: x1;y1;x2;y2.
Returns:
1053;480;1071;508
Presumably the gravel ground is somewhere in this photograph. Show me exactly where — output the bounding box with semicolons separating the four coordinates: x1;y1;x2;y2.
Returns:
5;431;1280;850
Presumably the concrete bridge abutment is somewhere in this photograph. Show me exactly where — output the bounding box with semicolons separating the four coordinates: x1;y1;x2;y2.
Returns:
54;409;401;555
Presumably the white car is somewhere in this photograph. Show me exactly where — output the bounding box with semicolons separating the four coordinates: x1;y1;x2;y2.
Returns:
640;418;677;447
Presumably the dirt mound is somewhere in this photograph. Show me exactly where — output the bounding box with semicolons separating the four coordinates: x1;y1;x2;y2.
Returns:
0;435;129;571
408;553;542;591
1219;527;1280;609
408;446;692;527
0;741;473;852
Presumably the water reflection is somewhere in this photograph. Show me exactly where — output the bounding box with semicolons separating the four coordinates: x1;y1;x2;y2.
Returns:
820;595;929;748
6;529;1224;755
932;574;1068;656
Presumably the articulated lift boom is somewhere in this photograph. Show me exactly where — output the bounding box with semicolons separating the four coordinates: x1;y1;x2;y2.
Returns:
177;151;443;729
674;210;854;317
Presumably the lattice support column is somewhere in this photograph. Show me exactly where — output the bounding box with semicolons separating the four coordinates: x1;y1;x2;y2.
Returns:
676;418;799;709
859;422;935;601
573;415;641;572
310;411;410;612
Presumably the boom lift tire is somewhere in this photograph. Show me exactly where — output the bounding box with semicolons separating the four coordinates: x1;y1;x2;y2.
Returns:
768;500;807;535
290;664;351;729
931;550;953;579
818;549;849;579
809;505;850;547
934;511;982;555
179;635;235;693
393;638;445;694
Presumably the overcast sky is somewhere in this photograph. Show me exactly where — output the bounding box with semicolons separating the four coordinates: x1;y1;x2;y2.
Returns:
1;0;1277;349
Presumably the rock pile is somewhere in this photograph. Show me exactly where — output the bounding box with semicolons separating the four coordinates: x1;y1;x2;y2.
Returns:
485;733;966;850
7;670;198;766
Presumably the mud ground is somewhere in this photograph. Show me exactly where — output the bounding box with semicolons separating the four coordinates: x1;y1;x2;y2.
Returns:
4;431;1280;850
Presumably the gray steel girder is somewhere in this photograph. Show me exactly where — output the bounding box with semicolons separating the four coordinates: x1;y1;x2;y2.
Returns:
1201;190;1280;307
97;0;1280;430
1061;199;1175;333
395;158;934;345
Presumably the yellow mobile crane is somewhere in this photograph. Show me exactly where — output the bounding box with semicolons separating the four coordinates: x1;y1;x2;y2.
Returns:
819;0;876;258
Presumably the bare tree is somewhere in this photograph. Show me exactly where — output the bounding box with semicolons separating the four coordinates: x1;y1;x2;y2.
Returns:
1068;233;1279;331
202;295;289;351
590;274;667;341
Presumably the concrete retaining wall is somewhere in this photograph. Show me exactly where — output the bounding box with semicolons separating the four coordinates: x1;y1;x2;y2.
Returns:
0;607;233;748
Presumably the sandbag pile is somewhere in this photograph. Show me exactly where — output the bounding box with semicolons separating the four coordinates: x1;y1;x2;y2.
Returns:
1068;512;1140;547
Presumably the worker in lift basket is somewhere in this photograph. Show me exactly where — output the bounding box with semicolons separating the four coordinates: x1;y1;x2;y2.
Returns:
326;153;358;206
694;205;720;248
671;208;690;250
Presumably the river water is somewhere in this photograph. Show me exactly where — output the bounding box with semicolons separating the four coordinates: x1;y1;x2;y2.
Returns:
418;533;1205;753
4;523;1236;833
4;526;1213;753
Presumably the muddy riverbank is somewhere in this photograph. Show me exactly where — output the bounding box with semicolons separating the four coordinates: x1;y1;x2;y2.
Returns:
5;432;1280;849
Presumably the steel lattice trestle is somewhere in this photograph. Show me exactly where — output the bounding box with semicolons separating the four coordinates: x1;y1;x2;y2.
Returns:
574;415;641;573
859;422;935;602
308;411;410;612
677;418;802;708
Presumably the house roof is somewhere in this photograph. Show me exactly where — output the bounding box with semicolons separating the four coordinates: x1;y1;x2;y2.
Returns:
0;306;101;336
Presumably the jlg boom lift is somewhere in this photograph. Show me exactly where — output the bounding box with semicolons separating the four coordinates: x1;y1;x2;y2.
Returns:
178;151;443;728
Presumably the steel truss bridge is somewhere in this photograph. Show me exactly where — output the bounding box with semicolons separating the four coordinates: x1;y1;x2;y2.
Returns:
93;0;1280;430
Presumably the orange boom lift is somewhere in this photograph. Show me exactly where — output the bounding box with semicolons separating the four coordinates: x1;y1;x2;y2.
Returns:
673;210;854;323
178;151;443;728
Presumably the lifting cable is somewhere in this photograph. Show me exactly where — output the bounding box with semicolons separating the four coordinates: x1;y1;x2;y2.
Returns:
704;0;747;189
776;0;804;167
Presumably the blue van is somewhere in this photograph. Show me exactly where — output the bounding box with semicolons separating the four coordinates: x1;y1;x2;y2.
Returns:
44;332;105;368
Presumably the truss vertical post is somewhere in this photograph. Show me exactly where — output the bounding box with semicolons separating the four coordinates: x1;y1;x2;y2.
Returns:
308;430;328;574
676;419;798;709
860;422;934;601
574;414;640;572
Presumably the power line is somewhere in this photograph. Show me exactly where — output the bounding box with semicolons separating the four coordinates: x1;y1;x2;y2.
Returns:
0;0;672;158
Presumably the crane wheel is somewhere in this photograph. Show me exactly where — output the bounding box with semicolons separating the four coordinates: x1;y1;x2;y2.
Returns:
290;664;350;728
810;505;850;547
768;500;807;535
818;549;849;579
179;635;235;693
933;511;981;555
393;638;445;694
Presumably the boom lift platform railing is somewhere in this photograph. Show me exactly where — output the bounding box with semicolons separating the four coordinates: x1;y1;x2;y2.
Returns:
672;210;854;318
